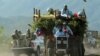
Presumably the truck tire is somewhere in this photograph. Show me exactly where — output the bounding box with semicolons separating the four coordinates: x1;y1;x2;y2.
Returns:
35;46;40;56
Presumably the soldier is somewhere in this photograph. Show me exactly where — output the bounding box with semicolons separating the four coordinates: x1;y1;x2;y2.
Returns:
26;29;32;47
11;30;20;47
26;29;31;39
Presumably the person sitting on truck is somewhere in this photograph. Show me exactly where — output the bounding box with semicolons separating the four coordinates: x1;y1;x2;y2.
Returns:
53;21;63;35
62;22;73;37
54;28;65;37
47;8;54;15
54;22;73;38
61;5;73;18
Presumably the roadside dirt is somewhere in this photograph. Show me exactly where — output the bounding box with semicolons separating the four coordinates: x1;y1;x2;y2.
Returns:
0;40;100;56
0;47;100;56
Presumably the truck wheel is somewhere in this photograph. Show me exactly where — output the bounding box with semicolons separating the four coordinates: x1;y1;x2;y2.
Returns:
35;47;40;56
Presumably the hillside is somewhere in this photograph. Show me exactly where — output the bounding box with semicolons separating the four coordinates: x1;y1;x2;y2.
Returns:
0;16;32;36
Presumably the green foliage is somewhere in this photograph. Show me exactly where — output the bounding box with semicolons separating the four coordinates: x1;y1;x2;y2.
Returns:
32;18;55;35
0;36;11;53
0;26;5;44
0;26;4;34
32;17;87;37
0;26;11;52
68;19;87;36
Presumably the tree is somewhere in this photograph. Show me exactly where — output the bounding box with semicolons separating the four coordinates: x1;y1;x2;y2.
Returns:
0;26;4;34
0;26;4;44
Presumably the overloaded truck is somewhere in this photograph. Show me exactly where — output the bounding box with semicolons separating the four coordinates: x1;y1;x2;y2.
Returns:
11;6;87;56
32;7;87;56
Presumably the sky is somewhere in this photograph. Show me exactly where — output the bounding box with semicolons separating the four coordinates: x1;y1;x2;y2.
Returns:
0;0;34;17
0;0;87;17
0;0;100;35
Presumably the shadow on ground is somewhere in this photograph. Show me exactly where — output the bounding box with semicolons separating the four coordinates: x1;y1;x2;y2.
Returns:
85;54;100;56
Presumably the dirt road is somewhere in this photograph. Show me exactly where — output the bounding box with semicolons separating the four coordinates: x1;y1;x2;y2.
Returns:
0;47;100;56
0;43;100;56
85;46;100;56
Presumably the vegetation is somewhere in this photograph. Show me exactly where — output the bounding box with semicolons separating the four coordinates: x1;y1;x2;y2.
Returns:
0;26;5;44
32;17;87;37
32;18;55;35
0;26;11;52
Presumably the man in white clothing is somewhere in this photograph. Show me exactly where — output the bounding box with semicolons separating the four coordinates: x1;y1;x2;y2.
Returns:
54;22;73;38
61;5;73;18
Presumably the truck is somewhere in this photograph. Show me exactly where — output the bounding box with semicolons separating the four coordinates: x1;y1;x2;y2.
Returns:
32;8;87;56
11;30;45;56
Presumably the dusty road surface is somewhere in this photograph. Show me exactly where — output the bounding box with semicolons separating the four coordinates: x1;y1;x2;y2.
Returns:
0;52;13;56
84;38;100;56
85;47;100;56
0;40;100;56
0;51;35;56
0;47;100;56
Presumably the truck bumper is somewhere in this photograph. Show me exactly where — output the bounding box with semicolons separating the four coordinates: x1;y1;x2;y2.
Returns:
56;49;66;54
11;47;35;53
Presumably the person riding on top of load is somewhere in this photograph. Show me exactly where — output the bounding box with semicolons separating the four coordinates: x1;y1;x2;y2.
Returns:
61;5;73;18
53;22;73;38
